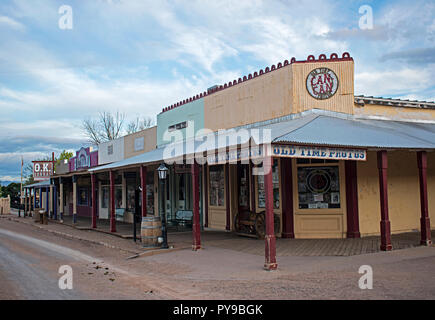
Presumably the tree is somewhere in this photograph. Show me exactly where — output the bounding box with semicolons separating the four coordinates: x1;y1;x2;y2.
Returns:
82;111;126;144
126;116;155;134
54;150;74;172
2;182;20;207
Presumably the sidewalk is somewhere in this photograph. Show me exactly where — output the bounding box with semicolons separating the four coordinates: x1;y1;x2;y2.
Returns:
3;211;433;257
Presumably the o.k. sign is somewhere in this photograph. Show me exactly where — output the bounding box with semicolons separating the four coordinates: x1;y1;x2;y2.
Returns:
33;161;54;181
306;67;339;100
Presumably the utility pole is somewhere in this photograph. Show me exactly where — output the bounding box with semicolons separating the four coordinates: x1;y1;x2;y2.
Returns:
19;156;23;217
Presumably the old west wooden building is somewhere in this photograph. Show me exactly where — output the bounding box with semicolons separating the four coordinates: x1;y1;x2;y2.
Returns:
24;52;435;270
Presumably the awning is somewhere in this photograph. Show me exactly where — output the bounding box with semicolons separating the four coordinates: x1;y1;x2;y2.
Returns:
273;112;435;149
24;180;52;188
89;109;435;172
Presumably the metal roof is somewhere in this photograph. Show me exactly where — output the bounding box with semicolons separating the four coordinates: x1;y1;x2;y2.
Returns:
24;180;52;188
273;115;435;149
89;109;435;172
89;146;166;172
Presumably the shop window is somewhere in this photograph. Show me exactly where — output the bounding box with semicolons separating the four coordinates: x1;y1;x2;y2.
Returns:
209;165;225;207
146;172;154;215
257;159;280;209
297;166;340;209
102;186;109;209
78;188;89;206
115;186;123;209
127;184;135;212
176;173;192;211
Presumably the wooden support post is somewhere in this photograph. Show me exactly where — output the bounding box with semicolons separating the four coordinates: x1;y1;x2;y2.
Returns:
417;151;432;246
24;188;28;216
110;171;116;232
140;166;147;218
49;184;53;219
225;163;230;231
59;178;64;221
264;156;277;270
72;176;77;224
192;162;201;250
45;187;49;215
345;161;361;238
377;150;392;251
53;183;57;220
91;174;97;229
280;158;294;238
203;164;209;228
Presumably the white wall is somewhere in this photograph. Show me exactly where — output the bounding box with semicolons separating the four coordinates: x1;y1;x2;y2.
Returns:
98;137;125;165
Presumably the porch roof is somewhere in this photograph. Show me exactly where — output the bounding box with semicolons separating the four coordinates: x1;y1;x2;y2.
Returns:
89;109;435;172
24;180;52;189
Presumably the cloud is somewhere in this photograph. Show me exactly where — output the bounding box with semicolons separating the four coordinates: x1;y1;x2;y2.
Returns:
380;47;435;64
355;65;435;97
0;15;25;31
324;26;390;42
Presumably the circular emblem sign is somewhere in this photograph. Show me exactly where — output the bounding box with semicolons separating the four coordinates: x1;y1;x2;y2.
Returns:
306;68;339;100
306;169;332;193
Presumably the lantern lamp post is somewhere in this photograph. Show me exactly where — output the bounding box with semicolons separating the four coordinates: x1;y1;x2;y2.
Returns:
157;163;169;249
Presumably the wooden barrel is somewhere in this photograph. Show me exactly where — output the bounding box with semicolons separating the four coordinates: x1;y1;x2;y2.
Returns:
141;216;162;247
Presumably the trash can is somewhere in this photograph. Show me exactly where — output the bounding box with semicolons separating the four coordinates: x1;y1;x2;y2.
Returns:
39;210;48;225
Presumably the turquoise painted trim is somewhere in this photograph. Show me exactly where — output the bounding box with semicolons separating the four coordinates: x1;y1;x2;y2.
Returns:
157;98;205;147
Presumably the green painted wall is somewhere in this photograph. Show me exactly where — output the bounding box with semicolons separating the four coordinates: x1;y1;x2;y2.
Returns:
157;98;205;147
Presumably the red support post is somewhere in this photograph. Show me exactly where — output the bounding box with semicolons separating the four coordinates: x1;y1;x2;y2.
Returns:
203;164;209;228
280;158;294;238
377;150;392;251
264;156;277;270
91;174;97;229
250;163;256;214
192;162;201;250
109;171;116;233
417;151;432;246
225;163;231;231
345;161;361;238
140;166;147;218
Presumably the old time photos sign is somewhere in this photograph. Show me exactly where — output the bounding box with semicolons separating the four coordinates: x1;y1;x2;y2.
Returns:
273;145;367;161
306;67;339;100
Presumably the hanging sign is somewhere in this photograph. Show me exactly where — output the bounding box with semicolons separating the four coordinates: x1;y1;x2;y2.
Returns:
273;145;366;161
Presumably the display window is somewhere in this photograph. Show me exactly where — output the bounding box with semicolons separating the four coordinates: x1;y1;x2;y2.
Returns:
257;159;280;209
127;184;135;211
297;165;340;209
146;171;154;215
102;186;109;209
209;165;225;207
115;186;123;209
78;187;89;206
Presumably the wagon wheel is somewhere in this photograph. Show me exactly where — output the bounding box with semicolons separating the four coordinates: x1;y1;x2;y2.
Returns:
249;212;257;235
255;211;281;239
255;213;266;239
234;213;241;233
274;214;280;236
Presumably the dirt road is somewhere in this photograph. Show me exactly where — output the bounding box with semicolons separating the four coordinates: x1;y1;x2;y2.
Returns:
1;218;434;299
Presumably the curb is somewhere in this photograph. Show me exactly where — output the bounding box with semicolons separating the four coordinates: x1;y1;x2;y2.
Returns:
5;217;188;258
5;217;139;255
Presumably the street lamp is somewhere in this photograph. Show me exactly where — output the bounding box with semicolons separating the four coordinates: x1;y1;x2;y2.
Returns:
157;163;169;249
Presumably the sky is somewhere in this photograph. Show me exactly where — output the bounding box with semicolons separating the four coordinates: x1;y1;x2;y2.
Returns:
0;0;434;184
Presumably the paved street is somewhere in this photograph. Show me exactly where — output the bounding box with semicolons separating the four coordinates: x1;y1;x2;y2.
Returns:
1;216;435;299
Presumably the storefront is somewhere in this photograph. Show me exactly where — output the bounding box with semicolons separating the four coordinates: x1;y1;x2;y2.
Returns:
45;52;435;270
